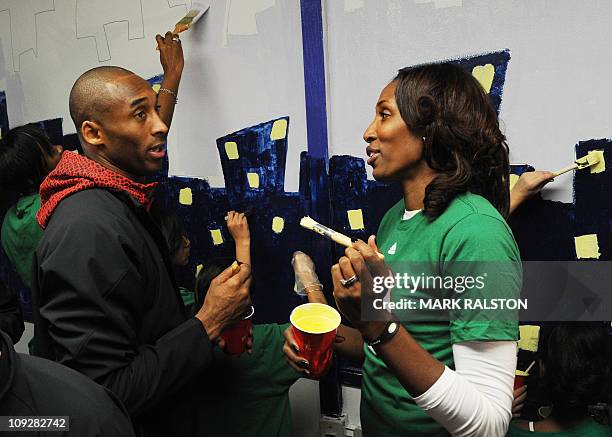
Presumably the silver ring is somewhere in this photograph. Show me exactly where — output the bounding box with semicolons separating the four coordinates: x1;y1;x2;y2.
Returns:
340;275;358;287
172;36;180;42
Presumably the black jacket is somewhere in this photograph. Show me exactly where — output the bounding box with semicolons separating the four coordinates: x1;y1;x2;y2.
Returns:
32;189;213;437
0;280;24;344
0;330;135;436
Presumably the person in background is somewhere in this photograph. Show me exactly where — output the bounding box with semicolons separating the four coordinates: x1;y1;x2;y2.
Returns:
285;62;522;436
506;323;610;436
149;203;195;311
0;125;62;289
0;328;136;437
192;212;326;437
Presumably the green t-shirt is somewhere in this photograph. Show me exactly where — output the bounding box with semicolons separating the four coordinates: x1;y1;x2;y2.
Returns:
506;420;611;437
198;323;301;437
361;192;522;437
1;193;43;288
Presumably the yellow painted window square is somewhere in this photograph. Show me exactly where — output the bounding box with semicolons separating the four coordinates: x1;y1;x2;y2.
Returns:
518;325;540;352
472;64;494;94
270;119;288;140
225;142;239;160
179;187;192;205
574;234;600;259
210;229;223;246
272;217;284;234
247;172;260;188
347;209;365;230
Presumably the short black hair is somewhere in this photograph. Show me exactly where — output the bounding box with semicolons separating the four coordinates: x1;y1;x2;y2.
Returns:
0;124;55;194
68;66;134;139
539;322;610;420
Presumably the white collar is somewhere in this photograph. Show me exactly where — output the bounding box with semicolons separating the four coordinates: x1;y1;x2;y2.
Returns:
402;209;421;221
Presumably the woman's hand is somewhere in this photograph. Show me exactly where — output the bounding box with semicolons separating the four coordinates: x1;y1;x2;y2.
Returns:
282;325;311;376
226;211;250;243
332;235;390;341
512;385;528;419
156;31;184;79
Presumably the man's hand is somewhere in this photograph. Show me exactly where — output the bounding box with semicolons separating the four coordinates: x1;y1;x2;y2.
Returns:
195;263;252;341
156;31;184;79
226;211;250;243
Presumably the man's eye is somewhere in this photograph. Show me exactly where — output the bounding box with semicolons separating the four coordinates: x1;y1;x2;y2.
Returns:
135;111;146;119
154;105;161;113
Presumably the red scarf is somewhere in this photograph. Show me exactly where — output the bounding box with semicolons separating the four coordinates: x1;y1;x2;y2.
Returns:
38;152;157;229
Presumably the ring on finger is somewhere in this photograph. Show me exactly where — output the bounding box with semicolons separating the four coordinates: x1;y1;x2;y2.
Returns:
340;275;358;287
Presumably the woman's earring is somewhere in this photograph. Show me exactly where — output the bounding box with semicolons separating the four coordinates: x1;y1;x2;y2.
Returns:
422;136;427;143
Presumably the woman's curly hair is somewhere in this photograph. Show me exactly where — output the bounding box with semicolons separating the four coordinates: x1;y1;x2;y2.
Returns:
393;62;510;220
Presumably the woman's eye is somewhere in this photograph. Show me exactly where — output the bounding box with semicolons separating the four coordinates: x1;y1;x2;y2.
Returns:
135;111;146;120
380;112;390;119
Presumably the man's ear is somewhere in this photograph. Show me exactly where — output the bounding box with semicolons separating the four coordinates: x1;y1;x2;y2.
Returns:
81;120;104;147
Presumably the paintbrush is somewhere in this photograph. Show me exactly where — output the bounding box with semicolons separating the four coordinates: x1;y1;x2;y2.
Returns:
300;216;386;260
300;216;353;247
172;1;210;34
156;1;210;49
524;360;536;374
552;150;602;177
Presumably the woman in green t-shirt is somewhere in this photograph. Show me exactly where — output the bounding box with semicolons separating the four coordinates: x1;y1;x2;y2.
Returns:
285;63;522;436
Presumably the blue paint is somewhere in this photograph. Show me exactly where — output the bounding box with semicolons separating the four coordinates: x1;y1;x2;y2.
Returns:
0;91;8;136
34;118;64;145
300;0;328;160
453;49;511;114
216;117;289;204
159;117;309;324
574;140;612;260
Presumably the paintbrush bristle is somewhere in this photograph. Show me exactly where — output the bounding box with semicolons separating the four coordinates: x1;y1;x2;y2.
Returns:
174;2;210;31
575;152;601;169
300;216;317;230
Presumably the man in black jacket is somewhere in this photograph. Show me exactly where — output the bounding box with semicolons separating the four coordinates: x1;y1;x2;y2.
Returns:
0;329;136;436
32;64;252;436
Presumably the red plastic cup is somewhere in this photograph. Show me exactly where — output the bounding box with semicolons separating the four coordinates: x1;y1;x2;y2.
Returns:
514;370;529;390
290;303;341;378
220;305;254;357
